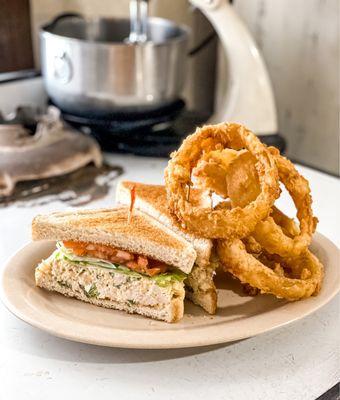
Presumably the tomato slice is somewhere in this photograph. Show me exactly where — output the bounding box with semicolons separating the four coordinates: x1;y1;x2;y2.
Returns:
62;241;169;276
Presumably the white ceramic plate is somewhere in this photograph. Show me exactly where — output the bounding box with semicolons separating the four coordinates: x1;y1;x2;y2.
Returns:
1;233;339;349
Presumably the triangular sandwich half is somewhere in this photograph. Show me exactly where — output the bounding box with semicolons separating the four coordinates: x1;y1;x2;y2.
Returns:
32;207;197;323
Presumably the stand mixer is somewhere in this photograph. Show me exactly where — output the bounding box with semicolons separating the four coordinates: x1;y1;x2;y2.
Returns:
40;0;283;156
128;0;277;135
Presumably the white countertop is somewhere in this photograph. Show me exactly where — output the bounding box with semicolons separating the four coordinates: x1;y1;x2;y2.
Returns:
0;154;339;400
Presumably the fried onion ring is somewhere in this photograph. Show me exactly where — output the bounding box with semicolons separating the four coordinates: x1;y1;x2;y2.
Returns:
194;145;317;256
251;149;317;257
165;123;280;239
193;148;243;198
252;147;317;256
217;239;324;300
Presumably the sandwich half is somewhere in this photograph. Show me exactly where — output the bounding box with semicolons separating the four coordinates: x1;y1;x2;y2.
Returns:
32;207;197;322
116;181;218;314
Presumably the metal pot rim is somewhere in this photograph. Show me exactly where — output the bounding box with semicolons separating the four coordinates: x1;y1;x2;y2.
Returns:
40;16;190;47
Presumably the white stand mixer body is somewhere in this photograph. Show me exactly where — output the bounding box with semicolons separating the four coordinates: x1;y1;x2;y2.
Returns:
190;0;277;135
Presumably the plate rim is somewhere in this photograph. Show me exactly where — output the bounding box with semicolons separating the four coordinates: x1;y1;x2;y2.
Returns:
1;232;339;349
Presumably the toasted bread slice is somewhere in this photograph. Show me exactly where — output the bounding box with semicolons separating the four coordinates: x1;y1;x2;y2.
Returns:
32;206;196;274
35;254;184;323
116;181;213;267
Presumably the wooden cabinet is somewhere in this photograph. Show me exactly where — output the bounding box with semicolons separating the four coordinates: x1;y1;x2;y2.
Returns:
0;0;34;73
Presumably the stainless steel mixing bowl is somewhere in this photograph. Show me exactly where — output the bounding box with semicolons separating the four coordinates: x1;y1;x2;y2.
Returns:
40;15;189;115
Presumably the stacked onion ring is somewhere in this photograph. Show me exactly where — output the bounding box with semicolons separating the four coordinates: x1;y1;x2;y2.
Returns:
165;122;324;301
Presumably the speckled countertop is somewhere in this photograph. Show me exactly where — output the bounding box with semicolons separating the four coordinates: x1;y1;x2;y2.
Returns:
0;154;339;400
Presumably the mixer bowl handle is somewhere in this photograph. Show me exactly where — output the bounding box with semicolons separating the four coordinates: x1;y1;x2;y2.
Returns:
46;13;84;29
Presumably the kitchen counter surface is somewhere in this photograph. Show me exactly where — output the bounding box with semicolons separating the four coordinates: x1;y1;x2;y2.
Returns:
0;154;339;400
